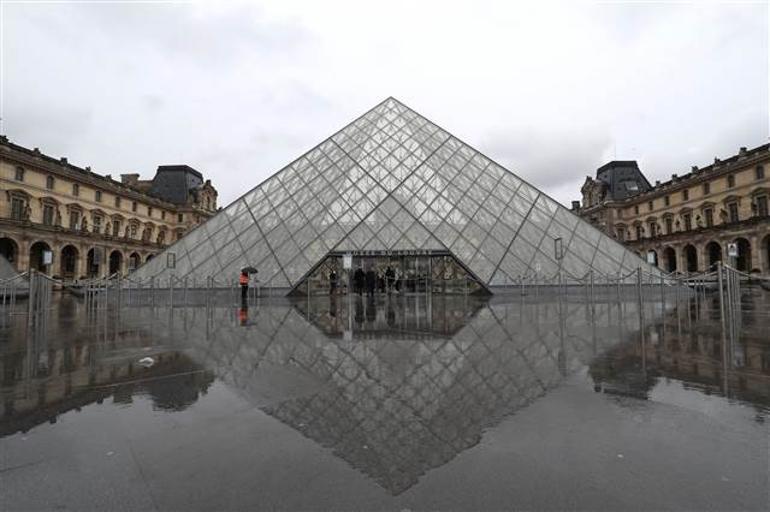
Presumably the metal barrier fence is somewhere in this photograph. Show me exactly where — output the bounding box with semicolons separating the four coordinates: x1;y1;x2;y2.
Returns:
0;264;767;315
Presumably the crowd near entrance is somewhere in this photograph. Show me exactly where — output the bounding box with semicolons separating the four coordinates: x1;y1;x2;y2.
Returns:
295;251;486;296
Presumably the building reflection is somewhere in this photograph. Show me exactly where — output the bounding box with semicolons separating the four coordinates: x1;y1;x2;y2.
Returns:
0;297;215;437
590;291;770;413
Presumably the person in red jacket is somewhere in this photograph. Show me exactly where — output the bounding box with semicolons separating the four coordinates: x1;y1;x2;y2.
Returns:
239;271;249;302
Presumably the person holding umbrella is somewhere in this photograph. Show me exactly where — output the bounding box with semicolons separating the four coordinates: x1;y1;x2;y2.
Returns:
240;266;258;302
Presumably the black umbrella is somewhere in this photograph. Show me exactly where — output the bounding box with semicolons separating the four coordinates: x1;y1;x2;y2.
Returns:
241;266;258;274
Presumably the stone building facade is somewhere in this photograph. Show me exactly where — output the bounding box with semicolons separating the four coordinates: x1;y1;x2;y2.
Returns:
575;143;770;275
0;136;218;279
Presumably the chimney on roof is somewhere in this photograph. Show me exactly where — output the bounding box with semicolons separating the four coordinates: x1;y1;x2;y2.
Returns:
85;166;91;172
691;165;698;172
714;157;721;165
655;180;661;186
0;135;7;143
60;157;68;164
672;174;678;180
739;147;747;157
121;173;140;186
571;201;580;211
106;174;111;181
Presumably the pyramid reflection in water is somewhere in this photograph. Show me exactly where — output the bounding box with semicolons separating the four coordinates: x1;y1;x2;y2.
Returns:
169;295;638;495
133;98;657;293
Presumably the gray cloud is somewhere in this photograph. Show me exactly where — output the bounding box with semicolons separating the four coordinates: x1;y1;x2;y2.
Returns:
479;126;612;191
1;1;766;210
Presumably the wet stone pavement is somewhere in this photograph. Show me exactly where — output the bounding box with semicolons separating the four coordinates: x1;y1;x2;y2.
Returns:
0;287;769;511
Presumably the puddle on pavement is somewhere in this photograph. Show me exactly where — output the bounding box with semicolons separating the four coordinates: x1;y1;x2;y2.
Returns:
1;288;769;506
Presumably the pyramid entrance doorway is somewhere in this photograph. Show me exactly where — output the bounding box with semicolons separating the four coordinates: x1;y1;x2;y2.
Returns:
292;251;487;296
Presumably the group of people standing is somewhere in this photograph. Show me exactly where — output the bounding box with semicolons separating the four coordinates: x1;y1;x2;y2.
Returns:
329;265;400;295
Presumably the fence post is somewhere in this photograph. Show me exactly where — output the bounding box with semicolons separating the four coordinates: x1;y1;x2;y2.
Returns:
637;267;644;341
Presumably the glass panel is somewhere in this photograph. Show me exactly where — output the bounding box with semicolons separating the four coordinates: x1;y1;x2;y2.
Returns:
595;235;625;266
480;234;507;265
450;235;476;264
508;238;537;268
404;222;431;247
490;219;517;245
561;249;590;278
499;252;530;279
377;222;402;248
217;239;245;269
461;220;486;248
236;224;264;251
567;235;597;264
531;251;559;277
467;250;495;282
391;234;417;251
553;206;579;231
516;221;545;248
265;222;290;250
284;252;311;285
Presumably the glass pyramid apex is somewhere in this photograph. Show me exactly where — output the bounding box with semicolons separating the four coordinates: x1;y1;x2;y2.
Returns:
132;97;659;291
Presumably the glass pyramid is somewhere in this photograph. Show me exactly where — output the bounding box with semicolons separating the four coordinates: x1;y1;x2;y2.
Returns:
133;97;658;291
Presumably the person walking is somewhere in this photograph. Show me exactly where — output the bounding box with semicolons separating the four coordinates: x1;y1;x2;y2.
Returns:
385;265;395;293
239;270;249;302
354;266;365;295
365;266;377;297
329;268;338;295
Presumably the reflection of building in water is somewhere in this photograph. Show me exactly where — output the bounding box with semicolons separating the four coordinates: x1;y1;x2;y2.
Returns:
0;305;215;436
590;293;770;411
167;295;648;495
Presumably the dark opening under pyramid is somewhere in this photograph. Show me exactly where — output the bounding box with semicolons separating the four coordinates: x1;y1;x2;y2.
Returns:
133;97;655;292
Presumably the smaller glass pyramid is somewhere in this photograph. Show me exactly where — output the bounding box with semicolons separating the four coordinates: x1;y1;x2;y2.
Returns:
132;97;658;291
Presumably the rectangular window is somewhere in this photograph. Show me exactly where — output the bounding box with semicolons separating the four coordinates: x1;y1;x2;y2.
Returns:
130;223;138;238
648;222;656;237
132;201;137;212
14;167;24;182
756;166;765;180
178;213;184;222
648;201;653;211
636;225;644;239
69;211;80;230
10;197;25;220
634;205;639;215
617;228;625;241
683;213;692;231
93;215;102;234
115;196;121;208
727;175;735;188
112;220;120;237
148;207;153;217
664;195;670;206
46;176;55;190
704;208;713;227
72;183;80;197
756;195;768;217
43;204;54;226
682;189;689;201
95;190;102;202
665;217;673;234
161;211;166;220
703;182;710;195
727;202;739;223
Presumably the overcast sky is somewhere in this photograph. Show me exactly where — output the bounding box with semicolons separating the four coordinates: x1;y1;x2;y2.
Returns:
2;0;768;207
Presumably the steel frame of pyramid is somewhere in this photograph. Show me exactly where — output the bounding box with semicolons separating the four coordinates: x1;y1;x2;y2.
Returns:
133;97;657;292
